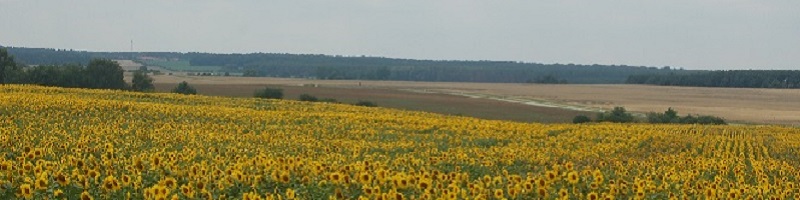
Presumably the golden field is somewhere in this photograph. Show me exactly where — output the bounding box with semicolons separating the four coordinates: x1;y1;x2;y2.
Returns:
1;85;800;200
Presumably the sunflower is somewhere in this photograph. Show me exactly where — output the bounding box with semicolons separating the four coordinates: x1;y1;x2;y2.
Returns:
121;175;131;187
181;184;195;198
87;169;99;180
34;176;48;190
103;175;121;191
279;171;291;183
587;192;599;200
559;188;568;198
358;172;373;185
567;171;580;184
56;173;70;186
329;172;343;184
363;185;373;196
537;188;547;198
19;184;33;199
546;170;558;182
286;188;296;199
161;177;177;189
54;189;64;197
493;189;504;199
418;179;432;190
81;190;94;200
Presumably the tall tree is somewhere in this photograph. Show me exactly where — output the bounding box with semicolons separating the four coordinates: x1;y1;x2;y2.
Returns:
131;71;154;92
0;48;20;84
172;81;197;95
85;59;127;89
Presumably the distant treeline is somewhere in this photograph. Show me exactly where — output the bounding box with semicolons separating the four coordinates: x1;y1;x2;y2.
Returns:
1;48;140;90
627;70;800;88
4;46;683;84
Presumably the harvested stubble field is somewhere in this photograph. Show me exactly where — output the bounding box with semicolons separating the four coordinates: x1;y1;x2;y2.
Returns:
150;75;800;125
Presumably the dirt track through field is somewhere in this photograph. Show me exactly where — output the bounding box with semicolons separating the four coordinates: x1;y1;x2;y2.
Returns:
150;75;800;125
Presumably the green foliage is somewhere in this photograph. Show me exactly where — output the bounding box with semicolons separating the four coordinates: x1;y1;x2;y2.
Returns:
3;55;128;90
298;94;318;102
596;107;635;123
627;70;800;88
354;100;377;107
85;59;127;90
254;87;283;99
572;115;592;124
131;71;155;92
171;81;197;95
139;60;221;72
319;98;339;103
647;108;726;125
0;48;21;84
528;75;568;84
6;46;683;84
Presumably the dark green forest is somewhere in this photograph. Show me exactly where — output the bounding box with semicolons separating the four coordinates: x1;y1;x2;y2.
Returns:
5;46;797;88
627;71;800;88
4;46;681;84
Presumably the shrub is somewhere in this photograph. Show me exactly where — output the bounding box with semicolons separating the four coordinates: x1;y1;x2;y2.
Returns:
596;107;634;123
171;81;197;95
648;108;726;125
298;94;318;102
355;100;377;107
131;71;154;92
319;98;339;103
254;87;283;99
572;115;591;124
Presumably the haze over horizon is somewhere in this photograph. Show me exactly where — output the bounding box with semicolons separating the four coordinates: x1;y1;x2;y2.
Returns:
1;0;798;70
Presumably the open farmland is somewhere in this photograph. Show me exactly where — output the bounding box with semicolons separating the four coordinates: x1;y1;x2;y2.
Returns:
150;75;800;125
2;85;800;199
151;83;591;123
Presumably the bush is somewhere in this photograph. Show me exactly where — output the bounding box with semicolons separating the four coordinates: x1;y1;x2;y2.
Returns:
298;94;318;102
319;98;339;103
648;108;726;125
354;100;377;107
572;115;591;124
171;81;197;95
254;87;283;99
596;107;634;123
131;71;154;92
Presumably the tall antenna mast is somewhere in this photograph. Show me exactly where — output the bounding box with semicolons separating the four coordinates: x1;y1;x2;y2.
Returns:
130;39;134;59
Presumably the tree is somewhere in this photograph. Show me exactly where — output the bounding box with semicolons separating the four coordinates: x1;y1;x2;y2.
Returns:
355;100;377;107
131;71;154;92
171;81;197;95
298;94;318;102
254;87;283;99
85;59;127;89
572;115;591;124
0;48;20;84
596;107;634;123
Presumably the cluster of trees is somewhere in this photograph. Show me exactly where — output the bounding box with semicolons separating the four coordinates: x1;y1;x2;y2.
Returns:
298;94;338;103
1;48;152;91
646;108;727;125
573;107;726;125
626;70;800;88
194;53;676;83
526;75;568;84
252;87;377;106
171;81;197;95
254;87;284;99
5;46;683;84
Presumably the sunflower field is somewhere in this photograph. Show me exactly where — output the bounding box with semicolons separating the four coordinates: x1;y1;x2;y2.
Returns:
1;85;800;200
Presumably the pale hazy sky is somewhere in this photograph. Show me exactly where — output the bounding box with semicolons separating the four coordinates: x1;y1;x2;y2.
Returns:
1;0;798;70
